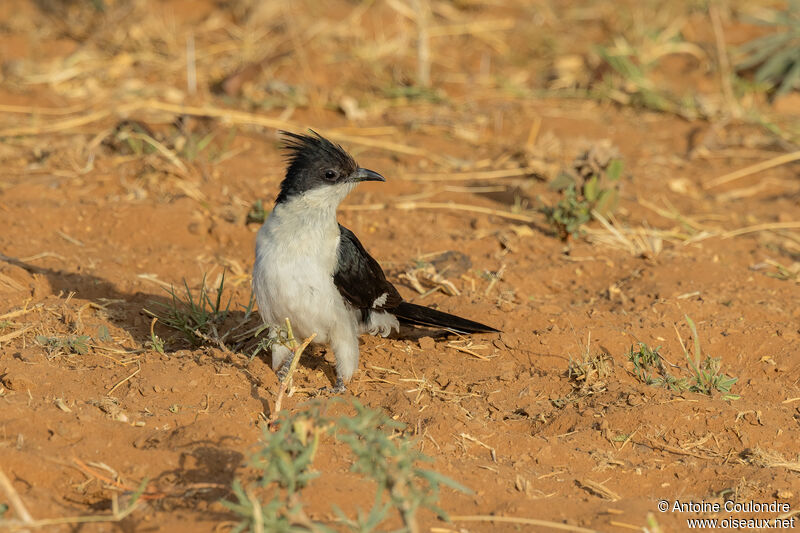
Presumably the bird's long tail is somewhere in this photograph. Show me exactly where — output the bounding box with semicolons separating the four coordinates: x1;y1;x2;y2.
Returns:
394;302;499;334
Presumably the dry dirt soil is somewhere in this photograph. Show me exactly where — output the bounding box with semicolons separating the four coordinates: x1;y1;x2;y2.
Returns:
1;1;799;532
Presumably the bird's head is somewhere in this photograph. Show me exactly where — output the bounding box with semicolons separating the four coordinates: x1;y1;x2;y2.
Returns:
275;130;385;205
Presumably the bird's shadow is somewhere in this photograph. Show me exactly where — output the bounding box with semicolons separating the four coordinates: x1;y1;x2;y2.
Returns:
1;253;274;395
75;439;245;533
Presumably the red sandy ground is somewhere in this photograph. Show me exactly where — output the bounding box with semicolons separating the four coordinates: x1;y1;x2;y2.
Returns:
1;1;799;531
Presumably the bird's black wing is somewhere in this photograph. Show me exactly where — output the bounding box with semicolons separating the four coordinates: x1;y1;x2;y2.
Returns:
334;225;402;313
335;225;499;334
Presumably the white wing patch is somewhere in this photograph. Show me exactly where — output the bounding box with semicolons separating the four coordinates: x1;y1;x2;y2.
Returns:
371;292;388;308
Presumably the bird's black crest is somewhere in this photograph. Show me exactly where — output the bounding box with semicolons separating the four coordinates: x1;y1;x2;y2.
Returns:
275;130;358;203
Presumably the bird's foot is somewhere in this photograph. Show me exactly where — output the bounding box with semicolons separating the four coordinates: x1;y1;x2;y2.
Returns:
318;377;346;395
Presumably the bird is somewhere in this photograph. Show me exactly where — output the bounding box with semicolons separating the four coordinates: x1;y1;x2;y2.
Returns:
253;131;498;392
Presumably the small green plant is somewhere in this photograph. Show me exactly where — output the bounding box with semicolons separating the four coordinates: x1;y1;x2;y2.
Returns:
175;124;238;164
736;1;800;98
107;120;158;156
246;199;269;225
541;145;623;240
224;399;470;533
763;259;800;282
542;184;592;240
150;333;165;354
628;318;739;400
247;322;289;361
146;317;165;354
96;325;112;342
595;46;676;113
35;334;91;355
680;316;739;400
590;24;706;117
144;273;232;347
627;342;689;392
179;130;217;162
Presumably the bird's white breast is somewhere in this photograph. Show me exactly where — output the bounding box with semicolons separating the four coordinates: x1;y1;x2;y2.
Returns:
252;188;356;344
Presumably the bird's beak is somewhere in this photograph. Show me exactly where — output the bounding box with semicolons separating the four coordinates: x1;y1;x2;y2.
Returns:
352;168;385;183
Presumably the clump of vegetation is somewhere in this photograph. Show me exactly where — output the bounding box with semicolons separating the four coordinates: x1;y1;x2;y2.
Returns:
626;343;688;392
106;119;237;166
763;259;800;283
35;334;91;356
594;47;675;114
552;333;615;408
144;273;257;351
591;23;706;118
627;316;739;400
735;1;800;98
145;273;232;346
567;352;613;387
680;316;739;400
224;399;469;533
541;143;624;240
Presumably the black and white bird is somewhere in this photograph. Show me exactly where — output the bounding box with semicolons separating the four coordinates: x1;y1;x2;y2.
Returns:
253;131;498;392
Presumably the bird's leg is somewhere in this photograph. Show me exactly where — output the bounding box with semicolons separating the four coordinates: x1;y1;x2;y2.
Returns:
319;327;359;394
330;329;359;383
318;377;346;395
276;354;296;382
271;343;294;381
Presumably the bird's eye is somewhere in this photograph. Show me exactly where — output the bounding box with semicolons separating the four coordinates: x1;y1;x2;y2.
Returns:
324;170;338;181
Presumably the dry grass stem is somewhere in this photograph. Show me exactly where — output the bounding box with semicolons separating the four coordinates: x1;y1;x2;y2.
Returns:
709;4;739;118
403;166;542;182
0;468;34;524
0;99;439;161
609;520;645;531
723;221;800;239
107;363;142;396
0;108;115;136
400;375;477;403
446;341;491;360
636;437;715;460
742;447;800;473
412;0;431;87
459;433;497;462
0;326;33;345
636;197;711;232
579;479;620;501
120;131;189;174
587;211;665;257
344;201;539;222
399;201;537;222
0;304;39;321
483;264;505;297
450;515;598;533
400;264;460;297
0;465;144;531
269;319;316;425
0;103;91;115
704;151;800;189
